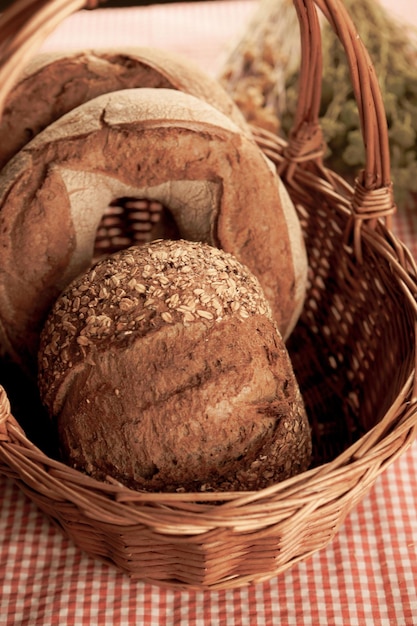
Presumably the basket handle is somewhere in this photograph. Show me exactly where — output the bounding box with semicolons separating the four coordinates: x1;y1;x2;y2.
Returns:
0;0;396;236
285;0;395;235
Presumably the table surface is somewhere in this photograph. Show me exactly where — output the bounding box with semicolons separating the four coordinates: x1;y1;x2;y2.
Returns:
1;1;417;624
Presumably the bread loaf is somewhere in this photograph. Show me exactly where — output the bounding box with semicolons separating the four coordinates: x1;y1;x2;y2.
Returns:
0;87;307;369
38;239;312;492
0;46;249;169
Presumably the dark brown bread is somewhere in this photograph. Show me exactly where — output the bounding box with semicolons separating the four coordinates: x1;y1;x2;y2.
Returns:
38;240;312;492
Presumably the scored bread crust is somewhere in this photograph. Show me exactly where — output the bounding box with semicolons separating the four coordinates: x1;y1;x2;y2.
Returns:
38;240;312;492
0;46;250;170
0;88;307;368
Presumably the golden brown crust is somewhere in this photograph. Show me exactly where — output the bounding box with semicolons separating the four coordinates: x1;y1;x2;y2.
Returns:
38;239;274;412
0;46;249;170
38;240;312;492
0;88;307;369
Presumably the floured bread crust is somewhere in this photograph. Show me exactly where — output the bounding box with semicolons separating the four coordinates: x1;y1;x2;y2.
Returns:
0;88;307;368
0;46;250;169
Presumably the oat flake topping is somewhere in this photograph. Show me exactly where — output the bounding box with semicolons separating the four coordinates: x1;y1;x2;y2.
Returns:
39;239;273;386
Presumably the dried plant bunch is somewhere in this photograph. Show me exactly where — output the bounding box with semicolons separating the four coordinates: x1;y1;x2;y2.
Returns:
38;239;312;493
0;46;250;170
219;0;300;134
0;87;307;369
220;0;417;210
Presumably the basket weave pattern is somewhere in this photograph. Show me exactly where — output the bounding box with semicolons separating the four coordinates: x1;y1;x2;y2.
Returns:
0;0;416;590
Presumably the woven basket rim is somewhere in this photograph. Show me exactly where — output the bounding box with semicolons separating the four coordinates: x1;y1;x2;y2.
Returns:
1;367;416;530
1;189;416;512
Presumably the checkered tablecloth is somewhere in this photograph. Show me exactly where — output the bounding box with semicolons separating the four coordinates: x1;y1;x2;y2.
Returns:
1;1;417;624
1;432;416;625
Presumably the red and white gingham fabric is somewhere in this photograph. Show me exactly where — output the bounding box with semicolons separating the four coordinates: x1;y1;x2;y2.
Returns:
1;437;416;625
1;2;417;624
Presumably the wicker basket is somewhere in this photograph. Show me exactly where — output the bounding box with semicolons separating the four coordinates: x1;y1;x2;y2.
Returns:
0;0;417;591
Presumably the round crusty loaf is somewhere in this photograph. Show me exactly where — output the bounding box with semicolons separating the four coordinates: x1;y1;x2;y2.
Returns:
0;46;249;170
38;239;312;492
0;87;307;369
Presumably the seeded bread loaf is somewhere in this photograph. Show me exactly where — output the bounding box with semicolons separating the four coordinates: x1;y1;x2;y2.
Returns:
0;87;307;369
0;46;249;170
38;240;312;492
